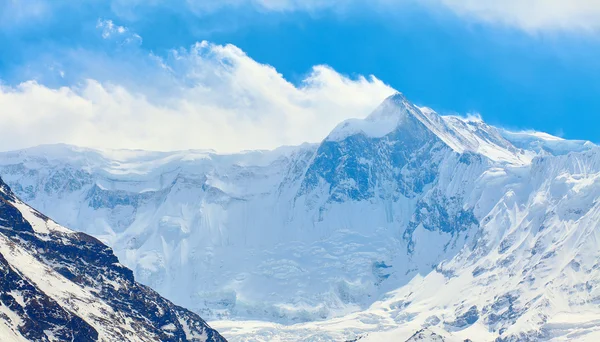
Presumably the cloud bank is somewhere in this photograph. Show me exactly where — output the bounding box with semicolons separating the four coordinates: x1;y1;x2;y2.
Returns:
0;41;395;153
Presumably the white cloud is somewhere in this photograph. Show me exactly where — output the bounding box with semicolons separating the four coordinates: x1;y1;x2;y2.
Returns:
436;0;600;32
0;41;395;153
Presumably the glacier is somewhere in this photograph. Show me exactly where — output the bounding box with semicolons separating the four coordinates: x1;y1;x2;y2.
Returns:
1;92;599;341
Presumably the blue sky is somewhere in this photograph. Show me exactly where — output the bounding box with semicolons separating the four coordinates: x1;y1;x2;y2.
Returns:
1;0;600;151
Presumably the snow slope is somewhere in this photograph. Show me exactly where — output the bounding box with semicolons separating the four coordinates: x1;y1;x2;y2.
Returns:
0;177;226;341
1;92;599;341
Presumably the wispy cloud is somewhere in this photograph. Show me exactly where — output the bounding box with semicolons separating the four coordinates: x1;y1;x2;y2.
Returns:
6;0;600;33
97;19;142;44
436;0;600;32
97;19;127;39
111;0;600;32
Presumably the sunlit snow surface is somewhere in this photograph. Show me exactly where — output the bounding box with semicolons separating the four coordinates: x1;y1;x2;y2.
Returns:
1;93;599;341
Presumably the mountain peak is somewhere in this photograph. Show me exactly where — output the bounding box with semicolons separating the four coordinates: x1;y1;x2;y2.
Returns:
364;92;415;122
325;92;425;142
323;92;540;165
382;91;409;106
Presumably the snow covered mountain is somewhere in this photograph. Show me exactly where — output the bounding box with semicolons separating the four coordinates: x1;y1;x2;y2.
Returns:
0;177;226;341
1;92;599;341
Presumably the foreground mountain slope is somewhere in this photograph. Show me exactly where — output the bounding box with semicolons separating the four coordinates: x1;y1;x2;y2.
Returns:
0;177;226;341
1;93;599;341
